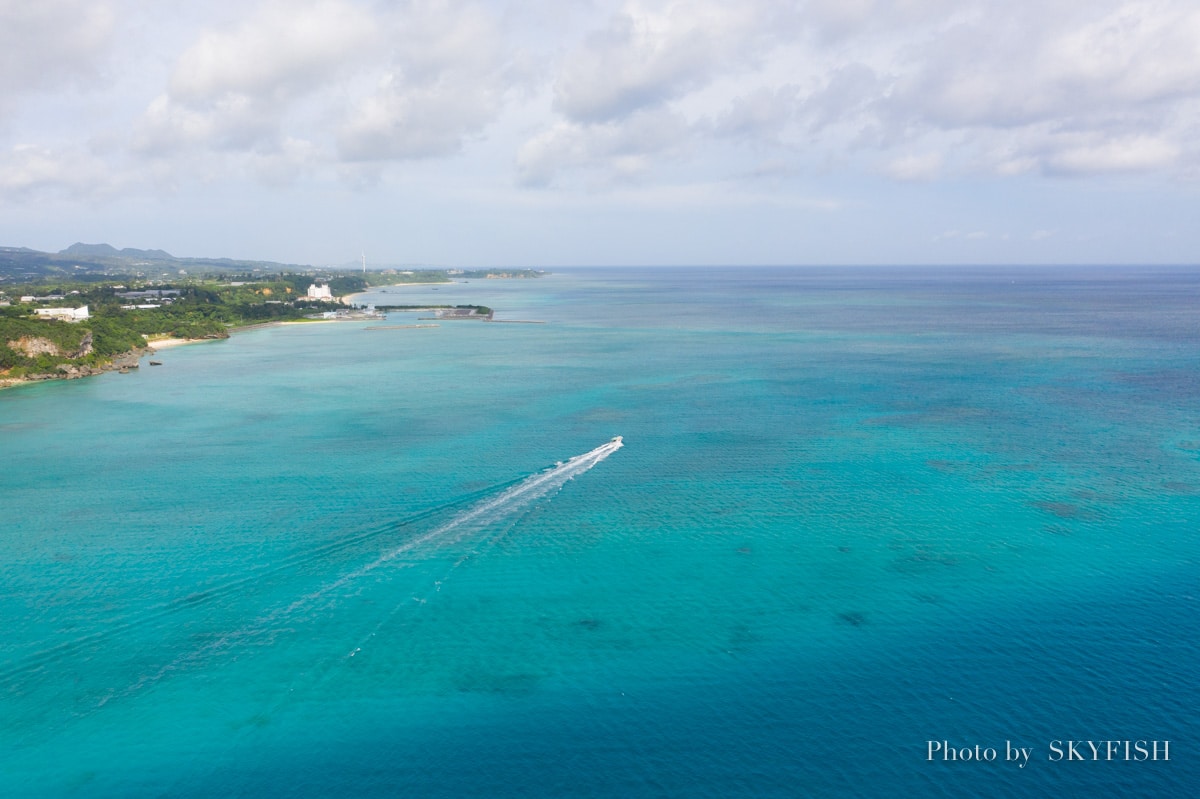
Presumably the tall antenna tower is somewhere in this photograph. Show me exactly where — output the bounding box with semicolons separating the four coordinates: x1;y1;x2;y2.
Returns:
361;252;366;274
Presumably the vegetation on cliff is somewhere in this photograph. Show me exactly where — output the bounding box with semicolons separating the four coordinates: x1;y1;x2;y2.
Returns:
1;265;543;384
0;278;316;378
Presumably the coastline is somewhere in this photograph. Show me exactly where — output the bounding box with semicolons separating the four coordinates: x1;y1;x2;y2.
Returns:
0;319;350;391
146;336;215;350
0;347;151;391
343;280;454;306
2;271;544;394
2;284;479;392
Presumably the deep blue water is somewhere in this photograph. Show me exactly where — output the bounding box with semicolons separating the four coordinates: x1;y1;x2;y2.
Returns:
2;266;1197;797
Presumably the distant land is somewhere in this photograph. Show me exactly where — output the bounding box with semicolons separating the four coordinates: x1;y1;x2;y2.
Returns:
0;243;317;283
1;246;544;389
59;243;176;261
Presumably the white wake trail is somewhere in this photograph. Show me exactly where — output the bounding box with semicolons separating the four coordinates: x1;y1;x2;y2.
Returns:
119;437;625;696
294;435;624;602
76;439;628;705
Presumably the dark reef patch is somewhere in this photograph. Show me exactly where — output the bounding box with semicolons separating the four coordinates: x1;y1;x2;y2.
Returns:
454;671;541;697
1029;500;1099;520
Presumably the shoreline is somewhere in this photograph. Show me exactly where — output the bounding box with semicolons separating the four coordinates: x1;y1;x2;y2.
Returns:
3;274;533;393
2;286;516;392
3;328;242;391
343;280;455;306
1;320;338;391
146;336;218;350
1;347;151;392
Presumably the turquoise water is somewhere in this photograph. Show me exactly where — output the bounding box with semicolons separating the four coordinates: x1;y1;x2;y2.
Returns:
2;267;1197;797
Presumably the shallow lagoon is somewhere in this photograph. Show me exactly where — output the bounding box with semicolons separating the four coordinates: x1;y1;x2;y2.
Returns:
2;267;1197;796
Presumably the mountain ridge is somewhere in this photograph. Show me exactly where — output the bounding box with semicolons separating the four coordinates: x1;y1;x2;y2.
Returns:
60;243;176;261
0;243;315;281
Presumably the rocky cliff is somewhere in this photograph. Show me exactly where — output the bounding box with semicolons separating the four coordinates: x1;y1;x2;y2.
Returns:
7;333;94;359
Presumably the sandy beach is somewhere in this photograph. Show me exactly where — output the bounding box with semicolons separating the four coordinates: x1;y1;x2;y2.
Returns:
147;337;210;350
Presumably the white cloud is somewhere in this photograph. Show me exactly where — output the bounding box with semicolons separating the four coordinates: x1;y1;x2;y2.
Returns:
879;1;1200;178
521;0;810;186
895;2;1200;129
1045;134;1182;175
336;1;530;162
4;0;1200;265
532;0;1200;188
797;64;886;137
135;0;377;157
516;108;690;187
167;0;378;103
552;1;797;124
969;124;1189;178
1049;3;1200;108
0;143;119;198
0;2;116;97
24;0;1200;201
137;91;277;153
131;0;530;177
710;85;803;141
248;137;323;187
803;0;961;42
884;152;942;181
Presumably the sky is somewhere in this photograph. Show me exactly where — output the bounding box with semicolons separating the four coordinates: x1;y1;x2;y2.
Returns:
1;0;1198;267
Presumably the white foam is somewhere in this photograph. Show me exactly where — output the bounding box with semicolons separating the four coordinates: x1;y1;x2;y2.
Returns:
325;435;623;584
115;437;624;701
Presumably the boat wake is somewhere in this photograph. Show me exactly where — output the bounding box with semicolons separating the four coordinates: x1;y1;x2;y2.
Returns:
275;435;624;616
30;437;626;709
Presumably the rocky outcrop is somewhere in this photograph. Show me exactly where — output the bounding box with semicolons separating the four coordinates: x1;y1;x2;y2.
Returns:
109;351;141;370
72;333;93;358
55;363;106;379
0;346;149;388
6;333;93;359
8;336;60;357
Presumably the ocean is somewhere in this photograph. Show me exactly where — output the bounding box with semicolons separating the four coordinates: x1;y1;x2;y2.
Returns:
2;266;1197;797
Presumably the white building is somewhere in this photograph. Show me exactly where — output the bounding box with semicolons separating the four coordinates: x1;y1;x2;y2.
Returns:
306;283;333;300
35;306;90;322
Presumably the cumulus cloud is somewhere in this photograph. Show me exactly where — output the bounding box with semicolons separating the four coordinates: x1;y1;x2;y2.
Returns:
0;1;117;125
336;1;531;161
710;85;804;141
1045;134;1182;175
516;108;690;187
129;0;530;183
519;0;1200;186
552;0;798;124
803;0;961;42
884;152;942;181
6;0;1200;207
524;0;807;185
135;0;378;156
167;1;377;103
248;137;323;187
0;2;116;94
798;64;886;136
0;143;120;198
880;1;1200;176
894;3;1200;129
